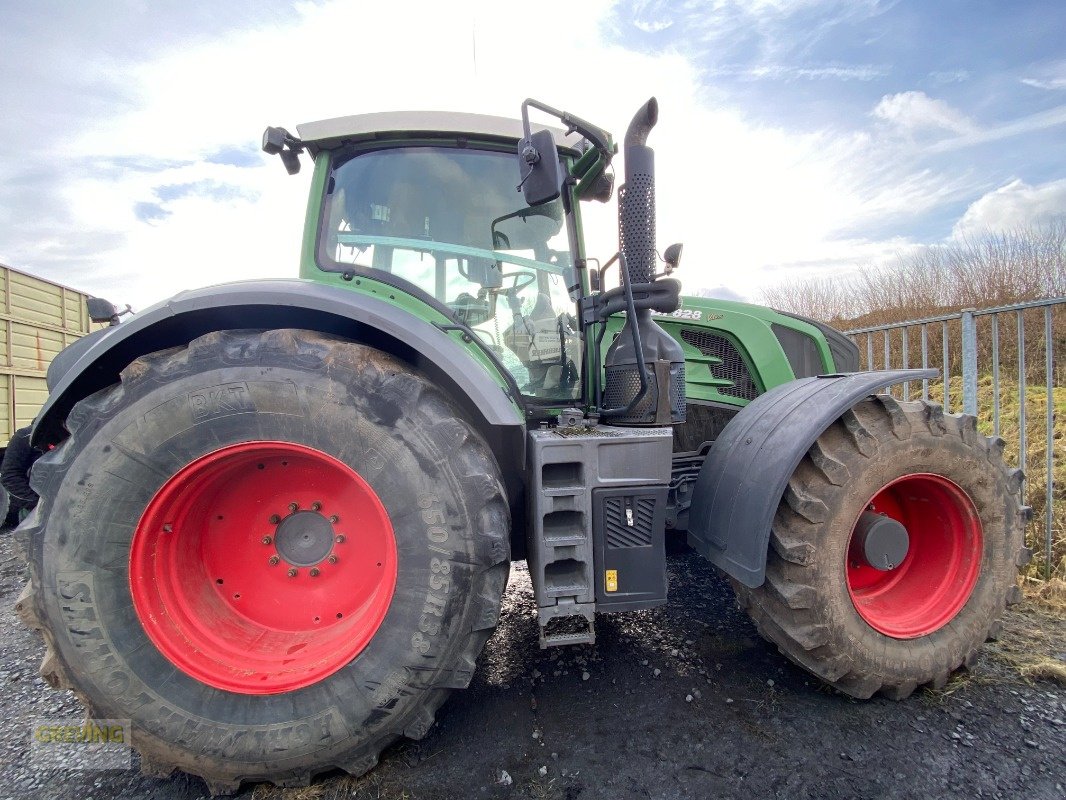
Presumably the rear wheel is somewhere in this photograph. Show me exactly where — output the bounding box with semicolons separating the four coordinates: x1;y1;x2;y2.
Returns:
16;329;510;792
733;395;1029;699
0;484;9;529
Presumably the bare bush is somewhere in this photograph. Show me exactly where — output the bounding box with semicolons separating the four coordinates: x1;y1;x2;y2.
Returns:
760;220;1066;326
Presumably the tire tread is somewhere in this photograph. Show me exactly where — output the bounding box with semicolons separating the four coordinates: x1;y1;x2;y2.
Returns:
733;398;1026;700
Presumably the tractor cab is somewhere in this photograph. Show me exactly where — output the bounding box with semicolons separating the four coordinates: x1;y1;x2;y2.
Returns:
270;102;687;426
285;112;589;402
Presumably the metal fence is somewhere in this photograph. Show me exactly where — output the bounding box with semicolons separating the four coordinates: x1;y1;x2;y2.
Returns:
844;297;1064;578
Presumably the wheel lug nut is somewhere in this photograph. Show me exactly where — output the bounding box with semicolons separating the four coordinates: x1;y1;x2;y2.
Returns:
269;514;281;525
327;555;338;564
262;535;273;545
287;568;298;578
335;534;345;543
309;568;320;577
329;515;339;524
288;502;299;513
311;501;322;511
269;555;280;566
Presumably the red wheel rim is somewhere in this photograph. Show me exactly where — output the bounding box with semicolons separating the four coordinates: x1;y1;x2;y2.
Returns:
846;473;982;639
129;442;397;694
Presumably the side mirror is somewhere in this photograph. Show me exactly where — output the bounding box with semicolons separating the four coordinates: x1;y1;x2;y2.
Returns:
516;129;561;207
587;171;615;203
86;297;119;323
87;297;131;326
584;258;603;292
663;242;683;274
280;150;301;175
262;126;303;175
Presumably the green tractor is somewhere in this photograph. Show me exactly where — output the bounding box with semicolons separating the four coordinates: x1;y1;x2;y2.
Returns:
17;98;1027;792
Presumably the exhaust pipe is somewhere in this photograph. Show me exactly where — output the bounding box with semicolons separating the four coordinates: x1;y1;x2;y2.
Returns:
620;98;658;285
602;98;686;426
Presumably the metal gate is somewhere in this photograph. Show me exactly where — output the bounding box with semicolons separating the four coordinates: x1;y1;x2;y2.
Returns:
845;298;1063;578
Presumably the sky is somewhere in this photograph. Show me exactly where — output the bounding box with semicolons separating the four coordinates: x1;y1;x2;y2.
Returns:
1;0;1064;309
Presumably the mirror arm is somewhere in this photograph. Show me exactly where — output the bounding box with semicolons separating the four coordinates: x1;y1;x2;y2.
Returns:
521;98;565;139
521;99;615;159
597;252;620;292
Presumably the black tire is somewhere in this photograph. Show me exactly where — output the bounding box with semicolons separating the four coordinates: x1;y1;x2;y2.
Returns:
15;329;510;793
0;484;9;530
733;395;1029;700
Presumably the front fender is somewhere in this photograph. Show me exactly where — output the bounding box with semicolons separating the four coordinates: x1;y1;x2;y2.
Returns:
687;369;937;587
33;279;525;449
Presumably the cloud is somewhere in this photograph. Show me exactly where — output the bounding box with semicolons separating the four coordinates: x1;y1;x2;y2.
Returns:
1021;78;1066;90
130;180;261;224
952;178;1066;237
0;0;280;303
714;63;887;82
205;146;265;168
1021;60;1066;91
872;91;976;136
929;69;970;85
925;104;1066;154
153;180;257;204
634;18;673;33
614;0;890;88
134;202;168;224
2;0;1062;313
11;0;958;307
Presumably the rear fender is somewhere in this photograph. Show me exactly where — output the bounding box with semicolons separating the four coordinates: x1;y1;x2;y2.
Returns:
33;280;528;527
687;369;937;587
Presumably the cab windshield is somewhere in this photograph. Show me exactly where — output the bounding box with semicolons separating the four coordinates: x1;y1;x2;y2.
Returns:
320;145;582;401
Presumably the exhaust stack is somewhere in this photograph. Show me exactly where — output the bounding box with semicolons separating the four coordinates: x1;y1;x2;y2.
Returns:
602;99;686;426
619;98;659;284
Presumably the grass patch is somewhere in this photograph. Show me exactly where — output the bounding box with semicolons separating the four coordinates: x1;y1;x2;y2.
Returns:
984;578;1066;686
894;374;1065;580
973;376;1066;581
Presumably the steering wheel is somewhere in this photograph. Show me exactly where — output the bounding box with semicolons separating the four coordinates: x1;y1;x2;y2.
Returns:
500;271;536;296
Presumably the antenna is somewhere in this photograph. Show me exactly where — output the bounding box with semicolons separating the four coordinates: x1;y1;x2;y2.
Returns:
471;21;477;76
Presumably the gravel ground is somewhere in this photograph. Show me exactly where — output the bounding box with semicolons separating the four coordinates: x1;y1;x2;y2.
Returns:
1;530;1063;800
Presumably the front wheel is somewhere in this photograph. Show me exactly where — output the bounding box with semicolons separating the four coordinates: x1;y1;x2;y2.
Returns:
17;330;510;792
733;395;1029;699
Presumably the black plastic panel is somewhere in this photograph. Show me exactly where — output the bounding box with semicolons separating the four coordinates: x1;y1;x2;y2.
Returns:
593;485;667;611
771;323;823;379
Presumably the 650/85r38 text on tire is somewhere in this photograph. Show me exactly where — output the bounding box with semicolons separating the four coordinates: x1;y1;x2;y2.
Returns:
732;395;1030;700
15;329;510;793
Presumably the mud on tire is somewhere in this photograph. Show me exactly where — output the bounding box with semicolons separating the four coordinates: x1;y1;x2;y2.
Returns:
732;395;1029;700
15;329;510;793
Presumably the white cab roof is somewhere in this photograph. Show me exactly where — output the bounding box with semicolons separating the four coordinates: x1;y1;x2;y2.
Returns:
296;111;578;153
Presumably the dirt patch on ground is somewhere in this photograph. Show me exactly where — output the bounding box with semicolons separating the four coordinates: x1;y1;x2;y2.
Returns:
1;532;1063;800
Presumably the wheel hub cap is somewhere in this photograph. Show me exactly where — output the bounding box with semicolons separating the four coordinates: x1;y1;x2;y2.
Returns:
275;510;335;566
855;511;910;571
